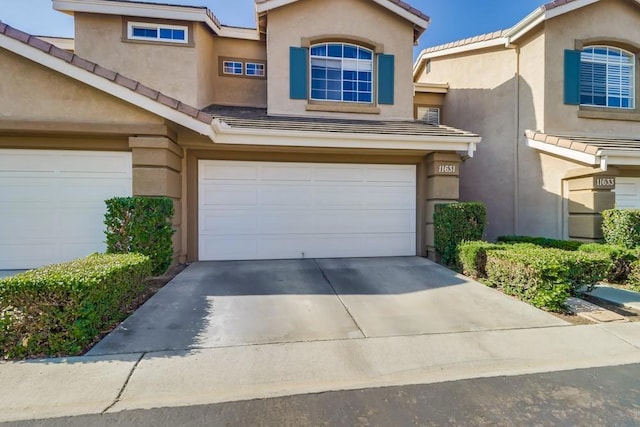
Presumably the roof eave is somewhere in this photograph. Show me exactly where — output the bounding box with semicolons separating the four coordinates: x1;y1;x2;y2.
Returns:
211;119;481;154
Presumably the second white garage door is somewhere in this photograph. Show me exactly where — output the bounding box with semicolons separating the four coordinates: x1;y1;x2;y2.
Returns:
615;177;640;209
0;149;132;270
199;160;416;260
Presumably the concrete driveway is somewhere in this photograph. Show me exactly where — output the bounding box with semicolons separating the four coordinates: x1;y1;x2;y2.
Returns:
88;257;566;355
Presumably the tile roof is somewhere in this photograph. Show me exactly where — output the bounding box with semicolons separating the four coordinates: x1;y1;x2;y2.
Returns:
204;105;479;139
254;0;430;24
422;0;593;55
0;21;214;124
526;130;640;156
422;30;507;54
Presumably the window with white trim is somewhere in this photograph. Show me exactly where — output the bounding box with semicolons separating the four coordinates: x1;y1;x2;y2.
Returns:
127;22;188;44
246;62;265;77
223;61;243;75
580;46;635;109
310;43;373;103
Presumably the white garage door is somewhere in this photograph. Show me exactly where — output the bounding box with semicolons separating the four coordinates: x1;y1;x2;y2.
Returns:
199;160;416;260
615;177;640;209
0;149;132;269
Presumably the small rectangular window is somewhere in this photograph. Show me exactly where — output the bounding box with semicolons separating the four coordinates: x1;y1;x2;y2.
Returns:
417;107;440;125
245;62;265;77
223;61;244;75
128;22;188;44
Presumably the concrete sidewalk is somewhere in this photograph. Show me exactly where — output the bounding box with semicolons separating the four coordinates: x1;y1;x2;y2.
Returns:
2;322;640;423
587;285;640;311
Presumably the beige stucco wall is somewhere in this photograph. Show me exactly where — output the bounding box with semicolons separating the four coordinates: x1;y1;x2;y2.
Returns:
0;47;163;125
544;0;640;137
74;13;200;106
265;0;415;120
197;30;268;108
416;47;518;240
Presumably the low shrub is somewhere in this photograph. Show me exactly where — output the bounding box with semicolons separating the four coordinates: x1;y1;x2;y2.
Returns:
458;241;501;279
578;243;637;283
433;202;486;267
0;253;151;359
497;235;583;251
105;196;174;276
485;246;609;311
626;260;640;292
602;209;640;249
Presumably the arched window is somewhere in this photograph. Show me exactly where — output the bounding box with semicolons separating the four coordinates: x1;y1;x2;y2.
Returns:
580;46;635;109
310;43;373;103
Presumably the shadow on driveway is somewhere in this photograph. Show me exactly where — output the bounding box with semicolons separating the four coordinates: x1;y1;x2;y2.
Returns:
86;257;567;356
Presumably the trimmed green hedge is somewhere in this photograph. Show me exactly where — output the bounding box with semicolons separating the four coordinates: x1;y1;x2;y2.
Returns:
497;235;583;251
458;241;501;279
485;247;610;311
578;243;637;283
434;202;486;266
602;209;640;249
0;253;151;359
105;196;174;276
626;260;640;291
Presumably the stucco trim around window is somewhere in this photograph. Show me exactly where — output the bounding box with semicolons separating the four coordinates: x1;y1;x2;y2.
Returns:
301;35;384;54
217;56;267;79
305;101;380;114
121;17;194;47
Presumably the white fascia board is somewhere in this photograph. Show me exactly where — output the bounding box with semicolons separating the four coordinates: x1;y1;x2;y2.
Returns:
256;0;428;29
255;0;298;13
0;34;214;138
603;156;640;166
211;119;480;151
418;38;507;61
505;13;545;44
545;0;600;19
369;0;429;29
53;0;225;36
526;138;599;165
219;26;260;41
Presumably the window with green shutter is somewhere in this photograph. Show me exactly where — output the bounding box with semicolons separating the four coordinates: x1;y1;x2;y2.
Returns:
377;54;395;105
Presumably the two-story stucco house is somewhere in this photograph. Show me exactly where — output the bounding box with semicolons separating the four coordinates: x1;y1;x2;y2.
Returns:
0;0;480;270
414;0;640;243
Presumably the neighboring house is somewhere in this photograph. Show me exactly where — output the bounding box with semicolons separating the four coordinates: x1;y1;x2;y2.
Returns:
0;0;480;269
414;0;640;242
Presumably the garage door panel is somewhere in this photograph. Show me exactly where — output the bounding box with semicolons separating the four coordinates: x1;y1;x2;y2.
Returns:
0;149;132;269
202;186;258;206
615;178;640;209
314;166;365;182
261;165;312;181
199;160;417;260
365;166;416;183
202;163;257;181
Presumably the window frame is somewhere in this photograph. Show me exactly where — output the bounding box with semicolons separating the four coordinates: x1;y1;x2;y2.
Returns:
222;60;244;76
245;62;266;77
127;21;189;44
309;42;375;104
579;45;636;110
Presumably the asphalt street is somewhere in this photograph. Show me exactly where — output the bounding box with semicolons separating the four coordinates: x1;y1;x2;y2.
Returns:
6;363;640;426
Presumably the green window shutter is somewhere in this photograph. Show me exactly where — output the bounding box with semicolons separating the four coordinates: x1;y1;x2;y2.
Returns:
564;49;581;105
378;54;395;105
290;47;308;100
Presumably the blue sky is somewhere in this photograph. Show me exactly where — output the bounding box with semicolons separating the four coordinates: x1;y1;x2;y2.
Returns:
2;0;545;56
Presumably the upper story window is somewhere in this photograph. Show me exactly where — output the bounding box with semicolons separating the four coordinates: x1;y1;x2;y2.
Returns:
223;61;244;75
580;46;635;109
128;22;188;44
246;62;265;77
310;43;373;103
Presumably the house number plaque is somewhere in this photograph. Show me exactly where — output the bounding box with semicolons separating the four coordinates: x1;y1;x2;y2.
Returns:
435;162;458;175
593;176;615;190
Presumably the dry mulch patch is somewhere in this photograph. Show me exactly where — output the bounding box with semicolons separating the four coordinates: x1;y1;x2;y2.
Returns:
82;263;187;354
